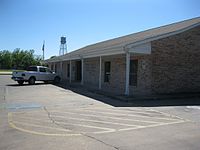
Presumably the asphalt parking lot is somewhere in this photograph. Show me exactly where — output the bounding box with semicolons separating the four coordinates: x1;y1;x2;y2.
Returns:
1;75;200;150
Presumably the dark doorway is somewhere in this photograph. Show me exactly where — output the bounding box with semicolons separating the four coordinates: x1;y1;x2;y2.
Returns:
67;63;70;78
75;61;82;81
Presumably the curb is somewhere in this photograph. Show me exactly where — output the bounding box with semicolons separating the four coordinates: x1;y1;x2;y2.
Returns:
0;73;12;75
57;83;200;103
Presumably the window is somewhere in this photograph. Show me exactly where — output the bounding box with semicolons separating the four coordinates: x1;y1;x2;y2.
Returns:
129;60;138;86
104;61;111;82
27;66;37;72
39;67;46;72
67;64;70;77
46;68;52;73
55;64;57;73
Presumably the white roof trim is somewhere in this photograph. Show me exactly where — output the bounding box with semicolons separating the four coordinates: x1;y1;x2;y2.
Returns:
129;42;151;54
125;22;200;50
45;19;200;63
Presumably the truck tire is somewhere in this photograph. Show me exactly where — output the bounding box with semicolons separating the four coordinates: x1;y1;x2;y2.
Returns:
17;81;24;85
44;81;49;84
53;76;60;84
29;77;35;85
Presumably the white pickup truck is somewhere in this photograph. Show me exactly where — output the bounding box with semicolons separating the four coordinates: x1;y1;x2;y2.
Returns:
11;66;61;85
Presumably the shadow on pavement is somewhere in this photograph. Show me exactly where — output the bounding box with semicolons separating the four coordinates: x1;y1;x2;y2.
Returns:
7;82;49;87
55;83;200;107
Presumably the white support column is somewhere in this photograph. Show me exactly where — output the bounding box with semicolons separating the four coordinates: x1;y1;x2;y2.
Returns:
99;56;102;90
125;52;130;95
81;58;84;85
69;60;72;83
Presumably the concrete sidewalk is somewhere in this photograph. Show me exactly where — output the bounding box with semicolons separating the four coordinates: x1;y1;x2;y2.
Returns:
57;82;200;107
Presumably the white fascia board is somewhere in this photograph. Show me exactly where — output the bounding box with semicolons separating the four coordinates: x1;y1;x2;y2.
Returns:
126;22;200;51
83;51;124;59
61;46;124;60
63;57;80;61
82;46;124;58
48;59;63;63
128;42;151;54
47;22;200;63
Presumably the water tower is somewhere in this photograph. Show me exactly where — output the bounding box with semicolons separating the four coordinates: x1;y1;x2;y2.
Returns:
59;36;67;55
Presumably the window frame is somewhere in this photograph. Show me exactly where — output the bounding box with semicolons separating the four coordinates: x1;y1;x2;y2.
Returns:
39;67;47;73
104;61;111;83
129;59;138;86
46;68;52;73
27;66;37;72
67;63;70;78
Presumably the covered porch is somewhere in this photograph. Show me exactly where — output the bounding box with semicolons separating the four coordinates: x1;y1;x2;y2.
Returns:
47;42;152;96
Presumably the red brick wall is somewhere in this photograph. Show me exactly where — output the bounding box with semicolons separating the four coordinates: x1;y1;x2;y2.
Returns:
151;26;200;94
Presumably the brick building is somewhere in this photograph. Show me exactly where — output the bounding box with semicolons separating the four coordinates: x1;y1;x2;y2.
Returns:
45;17;200;96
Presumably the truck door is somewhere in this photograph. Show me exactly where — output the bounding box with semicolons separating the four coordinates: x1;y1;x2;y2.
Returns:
38;67;46;80
46;68;54;80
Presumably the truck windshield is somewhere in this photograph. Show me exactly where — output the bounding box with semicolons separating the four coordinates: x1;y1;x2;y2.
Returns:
27;67;37;71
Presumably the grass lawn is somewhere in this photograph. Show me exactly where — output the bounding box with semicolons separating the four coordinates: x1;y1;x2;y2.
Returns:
0;69;13;72
0;69;13;75
0;69;24;75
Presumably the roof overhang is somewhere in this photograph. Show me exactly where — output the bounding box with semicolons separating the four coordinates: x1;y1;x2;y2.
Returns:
127;42;151;54
44;20;200;63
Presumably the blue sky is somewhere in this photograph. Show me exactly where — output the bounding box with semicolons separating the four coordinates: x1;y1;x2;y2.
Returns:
0;0;200;59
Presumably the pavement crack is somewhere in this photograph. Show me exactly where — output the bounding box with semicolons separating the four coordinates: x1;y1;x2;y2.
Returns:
43;106;79;133
3;87;6;101
43;106;66;129
43;106;120;150
81;133;121;150
43;106;55;123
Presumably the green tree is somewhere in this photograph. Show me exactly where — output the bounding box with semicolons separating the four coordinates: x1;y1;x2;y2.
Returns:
50;56;56;59
12;49;42;69
0;50;12;69
0;49;42;70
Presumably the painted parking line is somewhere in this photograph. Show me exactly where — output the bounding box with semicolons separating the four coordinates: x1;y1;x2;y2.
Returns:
11;120;72;132
50;111;162;124
84;107;179;118
49;109;186;129
82;107;152;112
23;108;185;127
148;108;189;121
9;111;186;135
13;113;141;131
15;106;186;121
73;106;145;112
8;112;81;137
50;115;141;127
118;120;186;131
74;109;182;121
87;107;187;121
12;107;186;125
54;121;116;134
14;110;158;129
10;112;116;134
8;106;187;137
49;109;181;124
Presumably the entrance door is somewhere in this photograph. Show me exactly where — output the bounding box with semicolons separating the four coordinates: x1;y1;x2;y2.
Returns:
75;61;82;81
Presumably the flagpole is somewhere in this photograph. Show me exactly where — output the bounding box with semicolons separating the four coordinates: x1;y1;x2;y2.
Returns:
42;40;45;60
